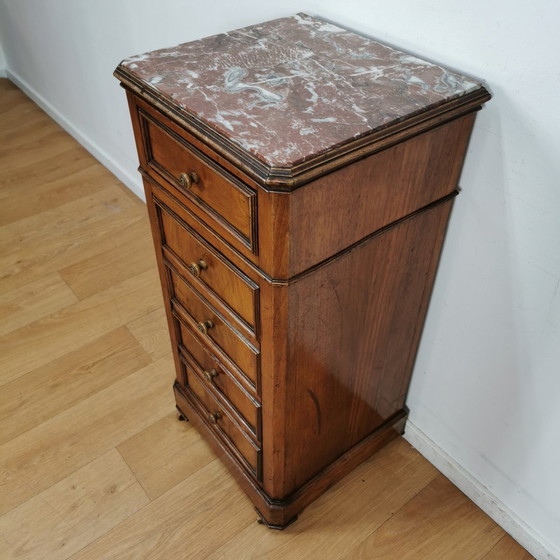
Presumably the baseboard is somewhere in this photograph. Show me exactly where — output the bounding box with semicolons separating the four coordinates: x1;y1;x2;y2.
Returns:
6;69;145;201
0;67;7;78
404;421;559;560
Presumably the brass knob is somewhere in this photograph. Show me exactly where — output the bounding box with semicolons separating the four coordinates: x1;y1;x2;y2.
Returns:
178;171;199;189
188;259;207;277
203;368;219;383
197;320;214;335
208;411;221;424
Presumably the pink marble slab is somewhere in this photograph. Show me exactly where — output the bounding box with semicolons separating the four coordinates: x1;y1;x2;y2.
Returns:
120;13;482;168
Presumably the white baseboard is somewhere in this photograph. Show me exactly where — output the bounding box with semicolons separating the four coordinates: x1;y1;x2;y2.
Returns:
404;422;559;560
6;69;145;202
0;67;7;78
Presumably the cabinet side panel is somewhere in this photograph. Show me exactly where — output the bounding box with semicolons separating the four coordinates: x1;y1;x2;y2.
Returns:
288;113;475;275
283;200;454;495
257;190;291;279
259;281;290;498
257;189;292;497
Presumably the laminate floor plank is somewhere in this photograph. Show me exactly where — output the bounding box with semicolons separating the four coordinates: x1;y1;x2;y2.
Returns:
0;267;163;385
0;326;152;445
482;534;535;559
127;307;172;360
0;114;52;147
0;355;175;516
117;412;216;500
0;211;147;295
58;218;156;299
206;438;438;560
68;459;255;560
0;449;149;560
0;536;10;558
0;159;111;226
0;80;26;108
0;129;77;172
0;182;136;257
0;80;42;117
0;96;45;136
0;145;90;194
0;273;77;337
338;475;505;560
0;114;64;152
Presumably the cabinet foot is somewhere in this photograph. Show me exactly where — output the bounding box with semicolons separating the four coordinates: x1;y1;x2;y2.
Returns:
254;507;298;530
176;407;188;422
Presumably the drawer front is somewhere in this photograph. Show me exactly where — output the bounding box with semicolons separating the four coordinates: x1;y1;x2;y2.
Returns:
156;200;258;332
169;268;259;386
178;320;260;437
181;360;260;477
139;109;257;251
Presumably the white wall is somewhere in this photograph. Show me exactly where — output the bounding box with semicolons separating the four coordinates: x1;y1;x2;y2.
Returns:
0;26;6;77
0;1;558;558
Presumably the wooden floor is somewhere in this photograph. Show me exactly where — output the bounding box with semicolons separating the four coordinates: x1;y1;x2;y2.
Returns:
0;78;533;560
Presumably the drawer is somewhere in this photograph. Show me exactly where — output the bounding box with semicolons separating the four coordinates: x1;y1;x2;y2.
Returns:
168;267;259;386
178;320;260;438
156;199;258;332
138;108;257;252
180;359;261;478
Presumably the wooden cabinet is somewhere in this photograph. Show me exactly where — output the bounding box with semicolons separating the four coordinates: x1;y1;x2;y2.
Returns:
115;13;490;528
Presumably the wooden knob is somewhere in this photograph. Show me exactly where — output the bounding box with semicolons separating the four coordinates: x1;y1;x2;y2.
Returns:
178;171;199;189
197;320;214;335
208;411;221;424
188;259;207;277
203;368;219;383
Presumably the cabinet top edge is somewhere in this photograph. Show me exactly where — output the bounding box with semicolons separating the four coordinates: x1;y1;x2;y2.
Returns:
115;13;491;191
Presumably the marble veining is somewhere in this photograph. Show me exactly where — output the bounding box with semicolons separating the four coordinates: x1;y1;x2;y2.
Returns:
120;13;483;168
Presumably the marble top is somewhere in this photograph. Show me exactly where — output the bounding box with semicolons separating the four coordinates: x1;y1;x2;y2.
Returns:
120;13;482;168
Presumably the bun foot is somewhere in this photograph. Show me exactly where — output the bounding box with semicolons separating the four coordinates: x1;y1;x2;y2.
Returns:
254;507;298;530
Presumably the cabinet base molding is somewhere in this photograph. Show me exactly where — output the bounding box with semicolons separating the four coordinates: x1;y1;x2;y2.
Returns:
175;383;407;528
254;508;298;531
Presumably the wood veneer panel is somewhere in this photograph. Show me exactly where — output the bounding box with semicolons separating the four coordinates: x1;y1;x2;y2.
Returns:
142;112;256;246
282;200;454;494
288;113;475;275
158;201;258;330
